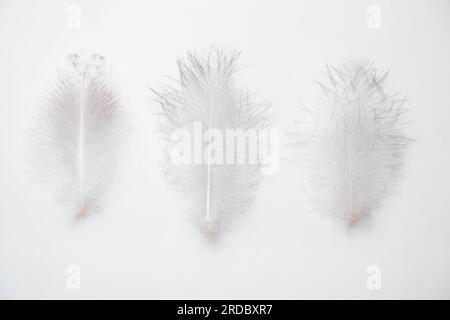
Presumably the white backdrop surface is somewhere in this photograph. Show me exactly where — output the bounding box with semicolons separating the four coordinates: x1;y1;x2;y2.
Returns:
0;0;449;299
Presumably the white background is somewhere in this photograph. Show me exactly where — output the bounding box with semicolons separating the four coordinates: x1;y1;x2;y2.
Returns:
0;0;449;299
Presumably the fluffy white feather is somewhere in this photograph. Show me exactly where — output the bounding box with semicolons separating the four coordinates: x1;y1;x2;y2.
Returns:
294;58;411;225
30;52;122;217
155;50;269;236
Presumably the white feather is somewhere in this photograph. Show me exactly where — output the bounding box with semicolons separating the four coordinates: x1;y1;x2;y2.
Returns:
155;50;269;236
30;52;122;217
294;58;411;225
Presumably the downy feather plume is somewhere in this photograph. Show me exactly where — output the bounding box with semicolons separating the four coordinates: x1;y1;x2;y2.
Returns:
293;58;411;225
30;52;122;217
155;50;270;237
